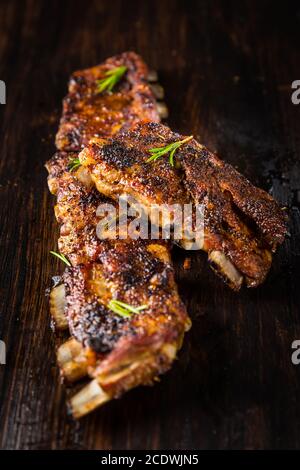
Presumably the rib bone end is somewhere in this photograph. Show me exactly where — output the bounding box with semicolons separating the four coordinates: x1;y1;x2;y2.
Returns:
57;338;89;383
209;250;243;290
69;379;111;419
49;284;68;330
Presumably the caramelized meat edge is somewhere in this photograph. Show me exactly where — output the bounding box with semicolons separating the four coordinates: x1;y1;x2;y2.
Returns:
46;151;190;416
56;51;161;151
79;121;287;289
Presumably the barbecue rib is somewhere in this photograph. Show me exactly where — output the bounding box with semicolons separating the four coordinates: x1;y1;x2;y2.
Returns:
56;51;166;151
79;121;287;289
46;54;190;417
46;152;190;417
46;50;287;418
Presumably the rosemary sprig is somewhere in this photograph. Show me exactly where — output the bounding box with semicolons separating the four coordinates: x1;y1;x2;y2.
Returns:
96;66;127;94
68;156;81;172
108;299;147;318
50;251;71;267
147;135;193;166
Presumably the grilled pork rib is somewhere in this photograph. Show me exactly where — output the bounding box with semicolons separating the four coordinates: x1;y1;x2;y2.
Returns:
56;51;164;151
79;121;287;289
46;152;190;417
46;151;108;266
46;54;190;417
47;50;287;417
64;246;189;417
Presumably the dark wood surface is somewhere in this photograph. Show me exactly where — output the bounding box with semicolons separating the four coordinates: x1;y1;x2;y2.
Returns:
0;0;300;450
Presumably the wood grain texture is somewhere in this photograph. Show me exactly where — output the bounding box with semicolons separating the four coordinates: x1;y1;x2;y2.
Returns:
0;0;300;450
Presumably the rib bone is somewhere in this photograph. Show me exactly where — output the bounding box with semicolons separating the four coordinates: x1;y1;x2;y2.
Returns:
69;379;111;419
49;284;68;330
57;338;89;382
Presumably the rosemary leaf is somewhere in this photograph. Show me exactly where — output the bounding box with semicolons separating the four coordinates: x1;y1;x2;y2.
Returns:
96;66;127;94
68;157;81;172
147;135;193;166
50;251;71;267
108;299;147;318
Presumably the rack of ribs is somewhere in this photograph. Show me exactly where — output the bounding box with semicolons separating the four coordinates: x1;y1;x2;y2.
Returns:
46;53;190;418
46;51;287;417
79;121;287;290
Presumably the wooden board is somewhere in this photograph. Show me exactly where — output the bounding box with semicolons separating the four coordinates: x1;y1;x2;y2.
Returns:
0;0;300;450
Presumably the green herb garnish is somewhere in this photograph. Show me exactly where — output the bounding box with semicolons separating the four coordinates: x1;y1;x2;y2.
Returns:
50;251;71;267
108;299;147;318
96;66;127;94
68;157;81;172
147;135;193;166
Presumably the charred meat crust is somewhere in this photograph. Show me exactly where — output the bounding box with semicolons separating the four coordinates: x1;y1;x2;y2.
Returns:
182;147;287;249
79;121;287;288
47;54;190;416
85;134;189;205
47;152;107;265
55;52;161;151
46;151;189;358
63;253;188;358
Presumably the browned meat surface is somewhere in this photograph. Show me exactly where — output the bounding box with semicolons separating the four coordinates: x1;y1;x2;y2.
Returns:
46;152;108;265
47;50;287;417
56;52;161;151
46;149;190;417
79;121;287;289
47;54;189;417
64;244;189;405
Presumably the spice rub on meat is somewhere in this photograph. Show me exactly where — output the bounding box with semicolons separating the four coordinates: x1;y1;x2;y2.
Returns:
46;150;190;418
79;121;287;289
47;50;287;418
47;54;189;418
64;241;190;418
46;152;106;265
55;52;163;152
